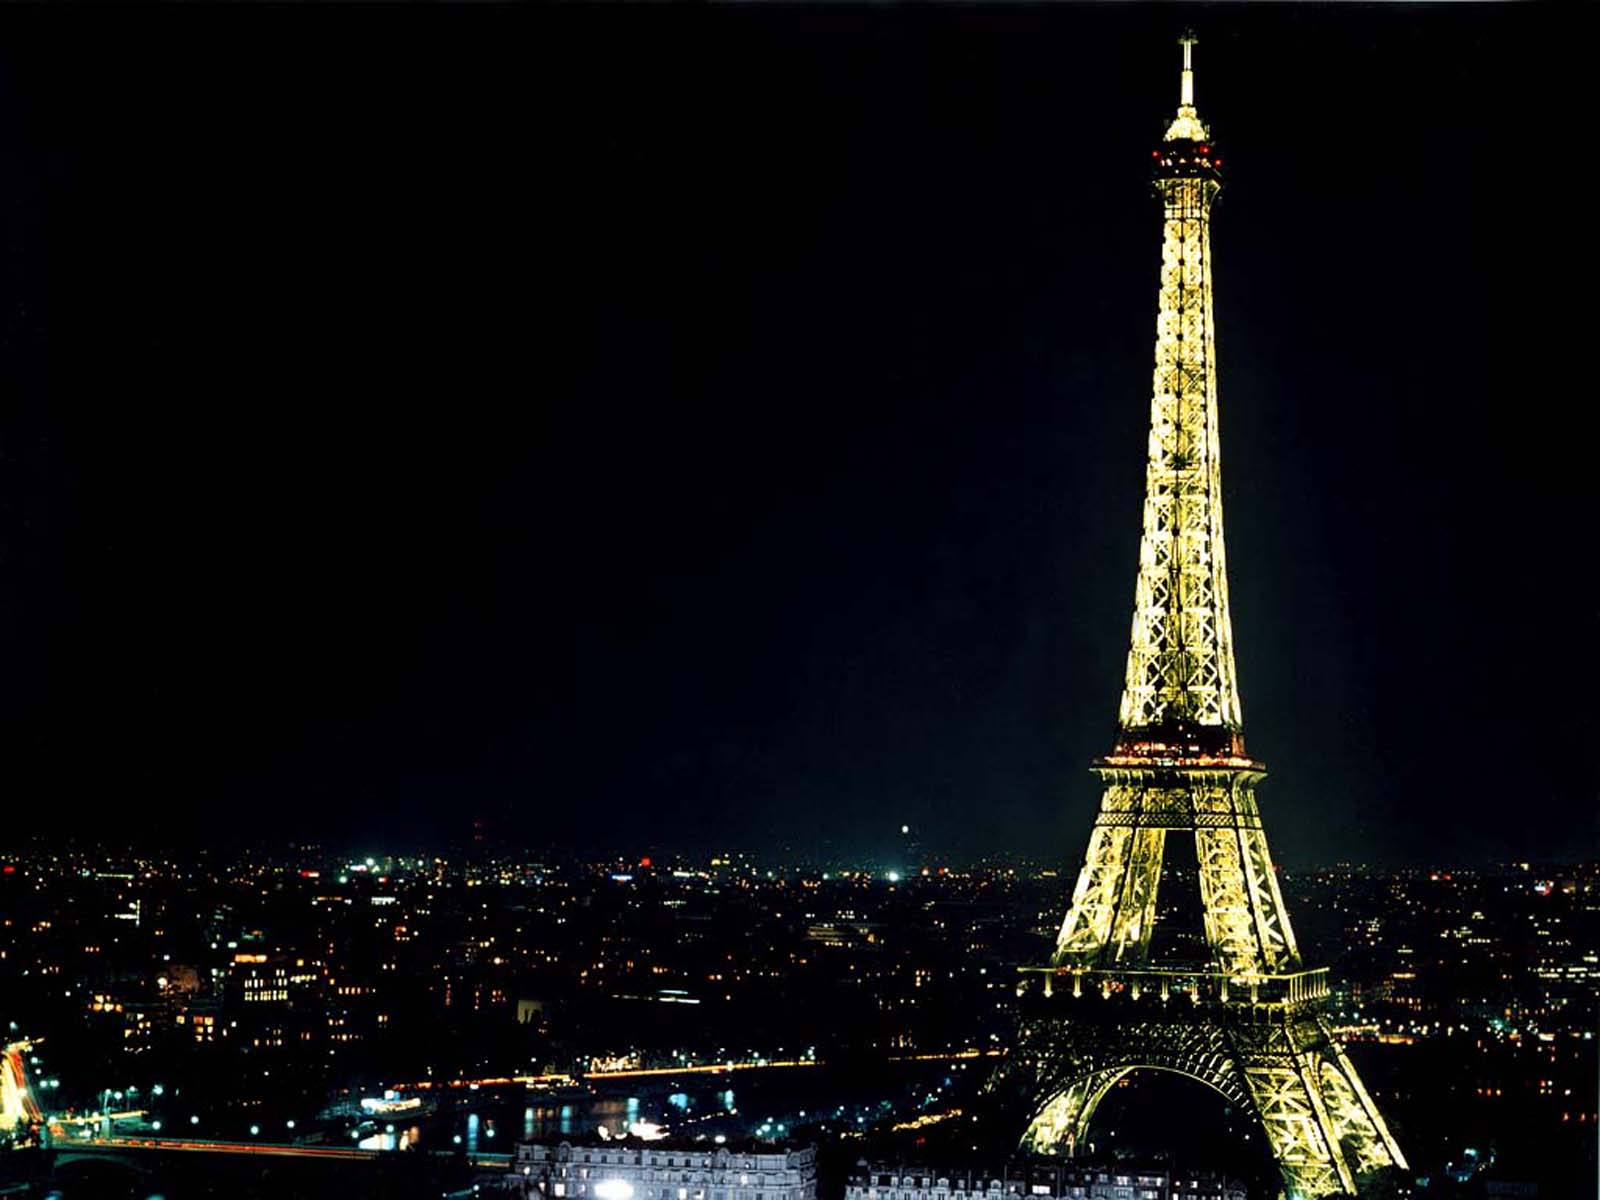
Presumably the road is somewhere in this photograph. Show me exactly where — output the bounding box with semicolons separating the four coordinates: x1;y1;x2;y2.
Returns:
57;1134;510;1168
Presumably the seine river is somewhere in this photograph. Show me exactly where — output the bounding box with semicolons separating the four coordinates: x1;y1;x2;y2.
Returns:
356;1061;966;1156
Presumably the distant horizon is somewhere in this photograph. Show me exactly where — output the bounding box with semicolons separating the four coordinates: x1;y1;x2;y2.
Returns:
5;828;1593;876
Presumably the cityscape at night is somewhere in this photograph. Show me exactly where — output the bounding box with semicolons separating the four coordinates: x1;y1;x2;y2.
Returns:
0;844;1594;1195
0;5;1595;1200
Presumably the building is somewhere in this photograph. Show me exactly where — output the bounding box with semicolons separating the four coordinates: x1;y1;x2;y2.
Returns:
844;1161;1246;1200
506;1139;818;1200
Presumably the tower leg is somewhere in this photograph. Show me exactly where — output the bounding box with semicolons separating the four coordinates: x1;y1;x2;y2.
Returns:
1109;829;1165;960
1320;1041;1409;1174
1233;1015;1407;1198
1020;1070;1128;1156
1055;827;1134;961
1237;1056;1351;1197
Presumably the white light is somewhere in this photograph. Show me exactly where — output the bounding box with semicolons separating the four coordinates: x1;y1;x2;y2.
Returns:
886;872;900;883
901;825;909;835
249;1125;260;1136
595;1181;635;1200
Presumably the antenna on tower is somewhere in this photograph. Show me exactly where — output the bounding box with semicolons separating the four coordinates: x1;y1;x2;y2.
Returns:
1163;30;1209;143
1179;31;1197;108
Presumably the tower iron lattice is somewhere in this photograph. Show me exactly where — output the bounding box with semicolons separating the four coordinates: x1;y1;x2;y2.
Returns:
997;38;1408;1199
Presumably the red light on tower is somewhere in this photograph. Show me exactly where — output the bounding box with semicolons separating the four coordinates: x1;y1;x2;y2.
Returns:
639;856;652;869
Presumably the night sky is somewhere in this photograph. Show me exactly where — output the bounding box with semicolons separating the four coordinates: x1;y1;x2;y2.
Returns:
0;6;1593;866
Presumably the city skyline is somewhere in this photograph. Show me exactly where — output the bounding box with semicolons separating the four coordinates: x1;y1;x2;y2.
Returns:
0;7;1594;867
2;839;1594;1195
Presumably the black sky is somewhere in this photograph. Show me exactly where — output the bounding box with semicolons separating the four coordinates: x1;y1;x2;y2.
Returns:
0;5;1594;866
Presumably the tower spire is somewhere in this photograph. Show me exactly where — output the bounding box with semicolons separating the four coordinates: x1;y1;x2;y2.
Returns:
1119;32;1234;751
1165;32;1209;143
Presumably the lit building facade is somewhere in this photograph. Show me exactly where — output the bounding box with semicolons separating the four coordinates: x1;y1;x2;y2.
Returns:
506;1140;818;1200
844;1161;1245;1200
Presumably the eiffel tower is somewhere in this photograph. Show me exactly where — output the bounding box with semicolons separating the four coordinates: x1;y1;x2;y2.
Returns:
999;37;1408;1199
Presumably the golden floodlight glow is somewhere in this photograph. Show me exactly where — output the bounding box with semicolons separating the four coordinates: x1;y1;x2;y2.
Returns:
1003;37;1409;1199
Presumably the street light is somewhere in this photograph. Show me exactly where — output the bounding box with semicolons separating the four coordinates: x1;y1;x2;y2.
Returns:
98;1088;120;1134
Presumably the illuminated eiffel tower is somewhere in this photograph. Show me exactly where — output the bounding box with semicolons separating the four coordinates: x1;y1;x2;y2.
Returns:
1001;37;1408;1199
